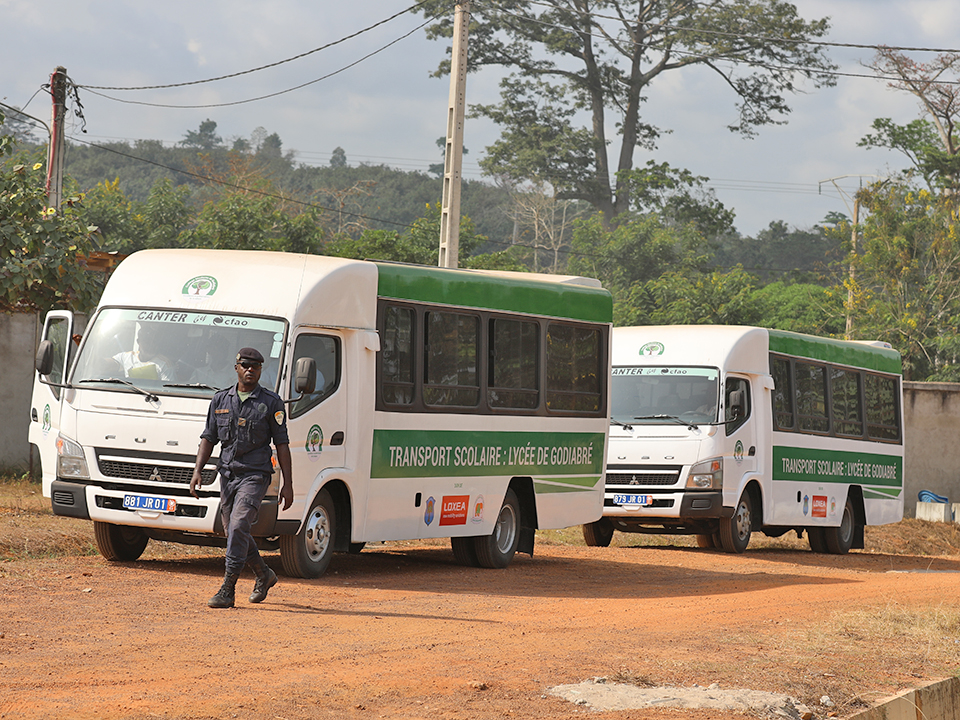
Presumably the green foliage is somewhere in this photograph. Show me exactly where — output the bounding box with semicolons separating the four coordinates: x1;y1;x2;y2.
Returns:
747;281;844;335
843;182;960;379
644;266;760;326
713;220;843;284
0;129;101;312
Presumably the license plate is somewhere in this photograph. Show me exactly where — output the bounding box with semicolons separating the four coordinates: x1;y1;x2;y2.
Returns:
123;494;177;513
613;493;653;506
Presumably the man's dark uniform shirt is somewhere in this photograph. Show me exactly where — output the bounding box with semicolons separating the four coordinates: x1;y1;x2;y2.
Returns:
201;384;289;479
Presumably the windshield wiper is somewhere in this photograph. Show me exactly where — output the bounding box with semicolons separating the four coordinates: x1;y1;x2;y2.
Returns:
634;414;698;429
79;378;159;402
163;382;219;391
610;418;634;431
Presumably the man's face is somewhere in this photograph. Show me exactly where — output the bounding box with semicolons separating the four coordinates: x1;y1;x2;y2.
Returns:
235;359;262;388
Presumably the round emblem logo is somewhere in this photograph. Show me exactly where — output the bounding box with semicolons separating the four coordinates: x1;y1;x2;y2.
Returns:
42;404;52;433
734;440;744;462
424;496;436;526
182;275;218;298
306;424;323;461
640;342;665;356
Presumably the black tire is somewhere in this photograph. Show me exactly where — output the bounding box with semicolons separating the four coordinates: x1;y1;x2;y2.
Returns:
280;488;335;578
807;526;828;553
347;542;366;554
824;497;856;555
451;536;480;567
695;533;716;549
718;491;753;554
93;521;148;561
473;488;520;569
583;518;614;547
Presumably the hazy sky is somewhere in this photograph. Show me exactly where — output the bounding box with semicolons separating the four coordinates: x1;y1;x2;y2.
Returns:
3;1;958;236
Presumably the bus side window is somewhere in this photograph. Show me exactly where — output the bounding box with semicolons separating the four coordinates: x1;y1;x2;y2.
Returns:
724;377;750;436
289;334;341;418
770;356;794;430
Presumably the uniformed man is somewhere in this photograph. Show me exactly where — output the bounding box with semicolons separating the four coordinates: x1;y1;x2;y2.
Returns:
190;347;294;608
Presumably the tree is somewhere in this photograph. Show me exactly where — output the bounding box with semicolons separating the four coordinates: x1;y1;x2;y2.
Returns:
865;49;960;192
330;146;347;168
506;181;584;272
0;121;101;312
0;106;42;144
841;180;960;380
180;119;223;151
422;0;836;222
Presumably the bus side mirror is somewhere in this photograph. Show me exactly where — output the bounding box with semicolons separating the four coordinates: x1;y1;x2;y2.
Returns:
295;357;317;395
36;340;54;376
728;389;744;419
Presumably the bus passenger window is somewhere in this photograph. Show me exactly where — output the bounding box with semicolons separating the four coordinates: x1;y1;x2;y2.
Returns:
488;318;539;409
831;367;864;437
423;311;479;407
795;362;828;433
865;374;900;441
381;305;414;405
770;356;794;430
546;323;602;413
289;335;341;418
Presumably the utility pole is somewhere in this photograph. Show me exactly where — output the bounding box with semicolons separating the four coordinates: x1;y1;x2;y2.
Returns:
45;66;68;211
438;2;470;268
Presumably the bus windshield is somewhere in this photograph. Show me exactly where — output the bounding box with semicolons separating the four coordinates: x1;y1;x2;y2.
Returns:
71;308;286;397
611;366;720;425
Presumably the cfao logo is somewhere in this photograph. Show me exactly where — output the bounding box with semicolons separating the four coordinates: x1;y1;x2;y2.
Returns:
639;342;665;356
182;275;218;299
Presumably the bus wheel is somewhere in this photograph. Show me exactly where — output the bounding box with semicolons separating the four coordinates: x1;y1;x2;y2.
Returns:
583;518;614;547
695;533;716;549
451;536;480;567
473;488;520;569
807;527;828;553
824;497;856;555
719;492;752;554
280;488;335;578
94;521;148;561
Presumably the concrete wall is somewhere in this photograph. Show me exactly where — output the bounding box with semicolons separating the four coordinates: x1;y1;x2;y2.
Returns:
902;381;960;516
2;313;40;473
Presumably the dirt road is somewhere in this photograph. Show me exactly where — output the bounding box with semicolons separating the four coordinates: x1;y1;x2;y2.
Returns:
2;537;959;720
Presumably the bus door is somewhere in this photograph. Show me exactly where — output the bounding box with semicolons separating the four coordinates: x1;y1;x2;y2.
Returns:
722;374;758;495
29;311;75;486
286;331;347;509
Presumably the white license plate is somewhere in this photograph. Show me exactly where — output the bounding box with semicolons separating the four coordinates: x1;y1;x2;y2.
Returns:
123;494;177;513
613;493;653;506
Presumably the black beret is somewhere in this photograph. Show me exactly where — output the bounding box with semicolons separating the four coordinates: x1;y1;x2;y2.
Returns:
236;347;264;363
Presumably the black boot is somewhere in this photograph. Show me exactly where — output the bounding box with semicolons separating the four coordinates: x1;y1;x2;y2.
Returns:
249;562;278;604
208;572;238;608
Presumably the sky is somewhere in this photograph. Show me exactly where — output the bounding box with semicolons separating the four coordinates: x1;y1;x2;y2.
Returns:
3;0;959;237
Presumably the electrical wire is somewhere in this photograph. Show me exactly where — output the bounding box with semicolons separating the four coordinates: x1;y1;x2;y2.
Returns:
74;16;439;110
76;1;435;92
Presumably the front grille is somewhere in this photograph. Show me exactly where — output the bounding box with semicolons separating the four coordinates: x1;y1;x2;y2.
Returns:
98;459;217;486
606;468;681;487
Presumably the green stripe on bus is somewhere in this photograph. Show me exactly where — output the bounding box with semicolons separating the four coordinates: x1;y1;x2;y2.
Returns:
773;446;902;487
768;329;902;374
534;477;600;494
371;429;605;479
375;262;613;324
863;487;902;499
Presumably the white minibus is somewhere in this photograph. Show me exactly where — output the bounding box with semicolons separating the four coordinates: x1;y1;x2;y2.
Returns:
30;249;612;576
585;325;903;553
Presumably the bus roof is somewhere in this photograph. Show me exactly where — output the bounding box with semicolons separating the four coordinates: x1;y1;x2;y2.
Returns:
613;325;902;375
98;250;612;328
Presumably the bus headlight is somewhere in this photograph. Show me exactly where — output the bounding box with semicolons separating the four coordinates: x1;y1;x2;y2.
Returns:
687;458;722;489
56;434;90;479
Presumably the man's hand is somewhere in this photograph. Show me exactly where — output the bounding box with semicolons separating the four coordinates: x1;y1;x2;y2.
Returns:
189;470;203;499
280;482;294;511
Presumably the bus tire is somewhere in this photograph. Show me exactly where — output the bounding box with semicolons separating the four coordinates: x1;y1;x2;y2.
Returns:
93;521;148;561
807;527;828;553
695;533;716;549
348;542;366;554
473;488;520;569
583;518;614;547
451;536;480;567
280;488;335;578
719;492;753;554
824;497;856;555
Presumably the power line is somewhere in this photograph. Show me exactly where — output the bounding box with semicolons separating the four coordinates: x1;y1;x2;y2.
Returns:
76;1;434;92
74;16;439;110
